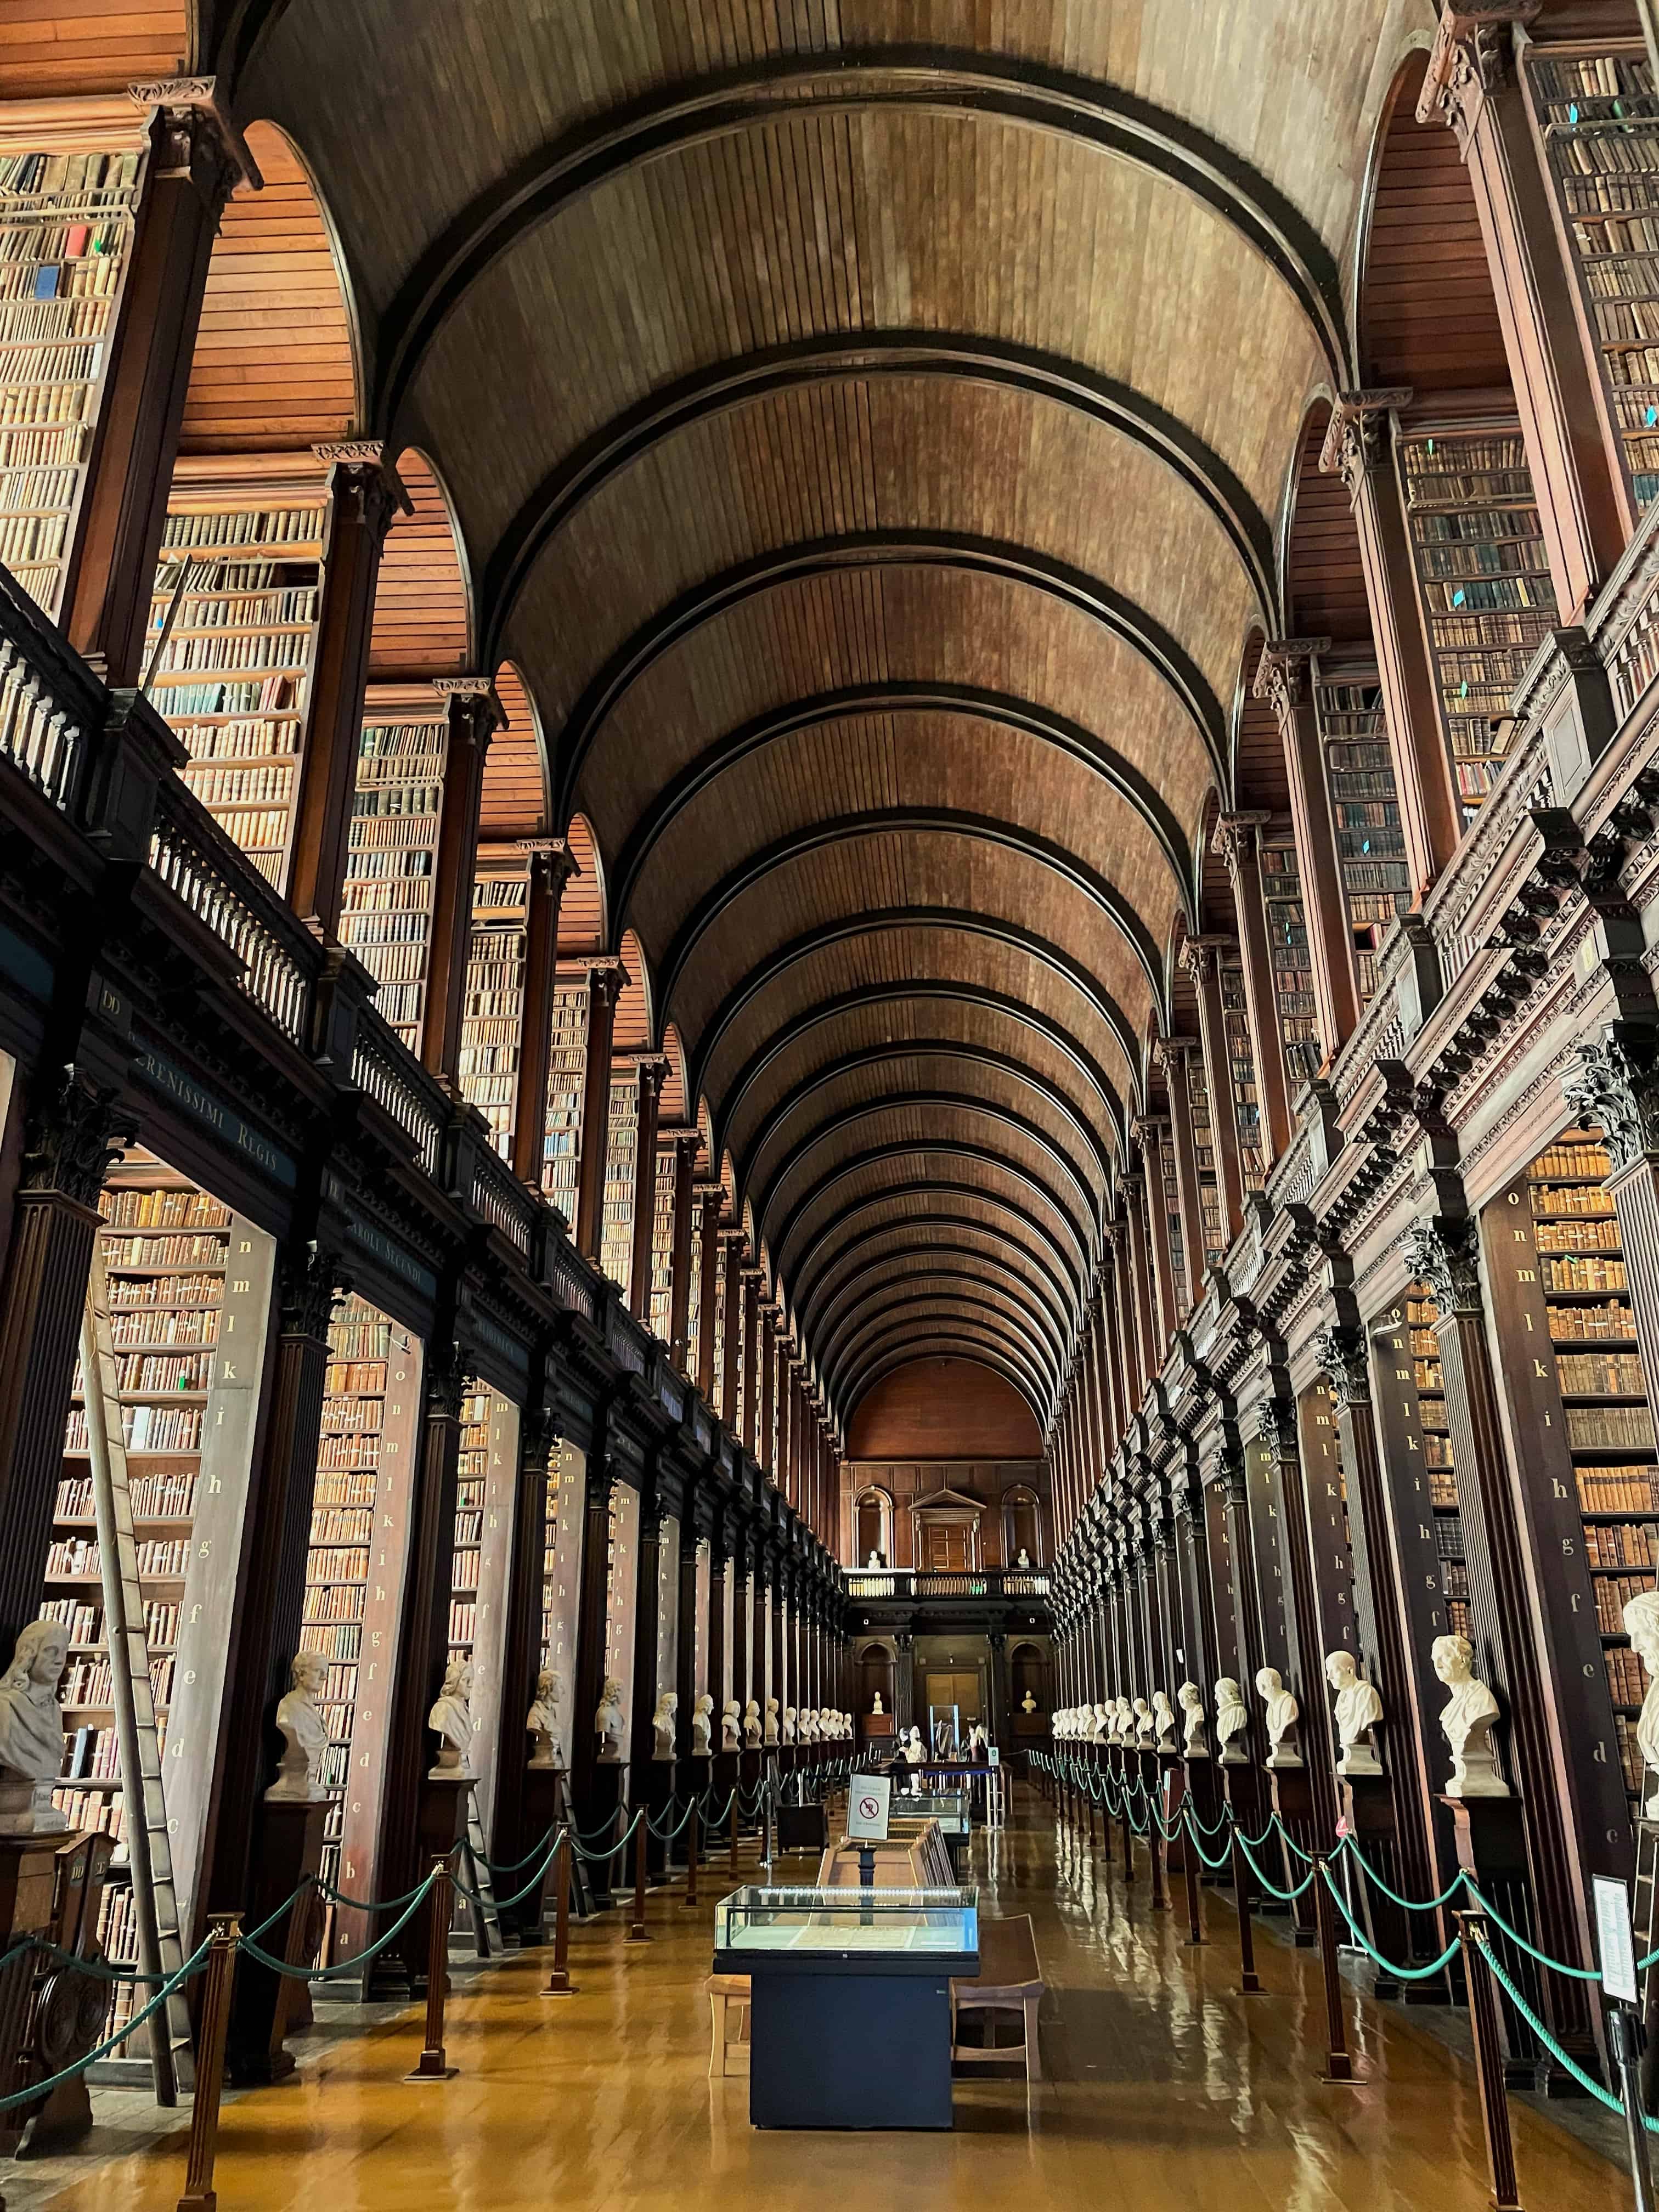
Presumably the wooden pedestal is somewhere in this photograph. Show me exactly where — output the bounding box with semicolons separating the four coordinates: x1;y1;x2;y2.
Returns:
1159;1755;1187;1874
1440;1793;1558;2090
1340;1773;1446;2002
712;1747;740;1814
0;1830;112;2158
642;1758;675;1881
1183;1758;1224;1880
581;1761;625;1910
1267;1763;1318;1943
225;1797;329;2084
387;1775;471;1996
740;1747;761;1824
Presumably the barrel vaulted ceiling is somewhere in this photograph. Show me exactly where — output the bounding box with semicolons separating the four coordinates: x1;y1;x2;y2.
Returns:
233;0;1434;1433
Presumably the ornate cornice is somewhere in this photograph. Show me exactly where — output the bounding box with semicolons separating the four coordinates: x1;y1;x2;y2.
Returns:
21;1069;134;1210
1402;1216;1483;1318
279;1239;349;1341
1311;1323;1369;1409
1416;4;1540;146
1318;390;1413;500
1564;1025;1659;1174
1252;637;1330;723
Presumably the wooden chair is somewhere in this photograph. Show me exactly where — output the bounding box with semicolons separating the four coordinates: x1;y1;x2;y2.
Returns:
950;1914;1044;2084
706;1972;751;2077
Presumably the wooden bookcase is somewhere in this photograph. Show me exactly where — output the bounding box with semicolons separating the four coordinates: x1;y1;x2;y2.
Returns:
709;1249;729;1421
458;853;529;1160
1312;653;1412;1008
1258;823;1322;1085
542;974;587;1222
339;686;449;1051
648;1140;678;1344
148;456;329;888
1399;1280;1471;1644
684;1204;705;1378
599;1069;637;1293
0;116;146;623
1183;1049;1225;1269
1397;421;1552;820
1528;1126;1656;1810
1156;1122;1188;1317
1527;42;1659;516
1220;945;1265;1192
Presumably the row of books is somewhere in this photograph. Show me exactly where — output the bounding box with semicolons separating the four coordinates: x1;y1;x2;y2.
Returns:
64;1404;204;1455
60;1652;172;1708
313;1471;378;1510
1533;1183;1615;1218
1577;1466;1659;1513
318;1431;380;1471
299;1621;362;1663
1595;1573;1657;1634
160;505;325;551
1566;1404;1656;1450
1535;1217;1623;1254
309;1507;375;1546
0;151;141;198
49;1787;126;1841
302;1582;366;1625
1558;1350;1647;1395
1587;1521;1657;1568
46;1536;191;1578
107;1271;222;1310
321;1393;381;1433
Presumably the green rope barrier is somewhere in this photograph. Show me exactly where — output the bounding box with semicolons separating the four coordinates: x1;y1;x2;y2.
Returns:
0;1939;211;2112
1319;1864;1460;1981
453;1831;565;1914
1336;1837;1465;1914
1459;1882;1601;1980
1234;1832;1316;1903
1274;1817;1314;1866
1472;1934;1650;2128
568;1808;647;1866
239;1871;437;1983
477;1822;557;1878
1180;1813;1234;1871
316;1858;452;1915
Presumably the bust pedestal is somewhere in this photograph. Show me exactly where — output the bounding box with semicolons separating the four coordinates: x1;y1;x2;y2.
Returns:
1266;1764;1318;1945
380;1774;472;1997
517;1764;581;1935
0;1831;113;2158
1439;1794;1566;2092
712;1744;740;1816
1336;1775;1426;2002
1181;1756;1224;1883
1635;1819;1659;2109
226;1798;330;2083
739;1743;762;1826
1158;1753;1188;1876
641;1756;675;1883
679;1753;711;1866
583;1762;626;1911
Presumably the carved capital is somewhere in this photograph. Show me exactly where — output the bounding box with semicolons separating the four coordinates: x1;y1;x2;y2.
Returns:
1212;810;1272;879
634;1053;670;1105
1129;1113;1169;1155
1180;934;1222;988
1216;1443;1248;1513
1564;1029;1659;1175
21;1069;134;1209
520;836;580;894
1312;1323;1370;1409
279;1240;349;1341
1319;391;1413;500
1417;4;1539;143
1403;1216;1484;1318
318;443;410;547
436;675;506;747
1253;638;1330;723
425;1340;471;1422
587;959;628;1014
1256;1393;1299;1462
130;74;258;213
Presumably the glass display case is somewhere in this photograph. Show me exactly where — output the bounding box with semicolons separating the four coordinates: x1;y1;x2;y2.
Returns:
890;1791;969;1838
714;1884;978;1961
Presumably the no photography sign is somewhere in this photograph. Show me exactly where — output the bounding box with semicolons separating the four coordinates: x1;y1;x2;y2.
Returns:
847;1773;891;1842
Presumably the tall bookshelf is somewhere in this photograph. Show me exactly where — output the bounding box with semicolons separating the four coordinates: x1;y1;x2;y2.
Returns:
1258;824;1322;1086
599;1070;637;1293
1184;1049;1225;1269
683;1203;705;1377
543;975;587;1222
1157;1121;1189;1316
1527;1124;1656;1811
1402;1280;1470;1644
709;1246;729;1421
450;1385;489;1667
147;459;329;888
0;139;144;622
1313;654;1411;1007
50;1151;229;2047
648;1141;678;1344
1397;424;1552;821
338;693;448;1051
1220;947;1265;1191
458;856;529;1160
1528;44;1659;514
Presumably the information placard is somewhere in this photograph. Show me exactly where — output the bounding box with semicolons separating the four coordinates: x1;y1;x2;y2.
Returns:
1595;1873;1639;2004
847;1773;892;1842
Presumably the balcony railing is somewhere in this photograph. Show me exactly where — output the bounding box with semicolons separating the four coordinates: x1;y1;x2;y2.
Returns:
845;1568;1049;1602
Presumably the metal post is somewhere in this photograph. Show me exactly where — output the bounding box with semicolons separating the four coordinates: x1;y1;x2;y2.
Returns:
1149;1809;1169;1913
1313;1856;1356;2084
541;1840;574;1996
1612;2001;1655;2212
1120;1796;1135;1884
729;1788;741;1870
174;1914;238;2212
684;1799;699;1908
626;1815;649;1943
1183;1822;1204;1946
1455;1915;1523;2212
1231;1828;1263;1995
406;1858;457;2080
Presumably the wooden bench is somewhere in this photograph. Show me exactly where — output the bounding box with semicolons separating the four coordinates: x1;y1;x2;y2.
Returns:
950;1914;1043;2083
706;1972;751;2076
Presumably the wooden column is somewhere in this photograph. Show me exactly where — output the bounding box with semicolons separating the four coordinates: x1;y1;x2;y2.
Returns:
627;1495;664;1781
1321;395;1463;896
694;1186;723;1396
421;681;504;1080
1214;812;1293;1162
720;1233;743;1419
741;1271;761;1455
511;842;577;1187
1093;1273;1124;1457
1418;3;1630;617
1217;1441;1271;1765
1133;1116;1180;1345
574;962;624;1261
759;1308;777;1476
487;1401;556;1892
1172;1464;1221;1702
665;1133;701;1369
706;1536;727;1721
0;1071;132;1652
775;1350;791;1505
1254;642;1360;1060
1080;1307;1107;1485
627;1057;668;1321
1257;1395;1341;1843
198;1242;344;1938
730;1534;750;1712
375;1345;467;1916
1155;1040;1209;1298
1126;1170;1164;1378
570;1437;618;1824
66;84;248;685
1182;937;1245;1245
675;1516;701;1757
1111;1217;1147;1415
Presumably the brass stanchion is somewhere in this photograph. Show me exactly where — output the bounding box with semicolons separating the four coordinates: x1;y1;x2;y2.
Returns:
406;1857;458;2080
1457;1915;1523;2211
1231;1829;1263;1995
684;1799;699;1907
1182;1824;1204;1946
626;1816;649;1943
1313;1857;1357;2084
541;1841;574;1996
176;1914;239;2212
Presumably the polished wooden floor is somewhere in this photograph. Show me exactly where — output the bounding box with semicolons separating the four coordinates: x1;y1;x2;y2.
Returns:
32;1792;1620;2210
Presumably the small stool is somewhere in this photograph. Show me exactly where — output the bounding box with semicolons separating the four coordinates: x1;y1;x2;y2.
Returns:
706;1972;751;2076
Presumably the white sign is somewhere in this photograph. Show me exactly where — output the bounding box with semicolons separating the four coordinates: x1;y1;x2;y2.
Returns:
1595;1874;1640;2004
988;1747;1001;1768
847;1772;892;1842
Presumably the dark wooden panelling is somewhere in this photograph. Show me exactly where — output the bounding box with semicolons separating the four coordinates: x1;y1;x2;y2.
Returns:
370;450;470;676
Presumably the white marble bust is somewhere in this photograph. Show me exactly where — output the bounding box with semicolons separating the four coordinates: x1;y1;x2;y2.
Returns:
764;1695;780;1745
1090;1699;1110;1743
690;1691;714;1756
1020;1690;1036;1715
1255;1666;1301;1768
1626;1590;1659;1817
1015;1548;1032;1569
1215;1677;1250;1764
0;1621;69;1836
743;1698;762;1748
1132;1696;1155;1747
871;1690;885;1714
1434;1633;1506;1797
904;1724;926;1767
652;1691;677;1760
1325;1650;1384;1777
268;1649;330;1803
1178;1681;1210;1758
1151;1690;1177;1754
719;1697;741;1751
428;1656;475;1779
1114;1694;1135;1746
527;1665;564;1769
595;1675;627;1763
782;1702;798;1744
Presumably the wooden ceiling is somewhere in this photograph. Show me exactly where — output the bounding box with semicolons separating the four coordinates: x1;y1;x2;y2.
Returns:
153;2;1456;1429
